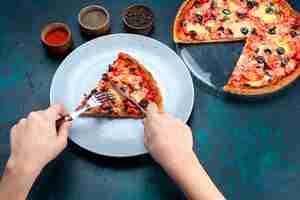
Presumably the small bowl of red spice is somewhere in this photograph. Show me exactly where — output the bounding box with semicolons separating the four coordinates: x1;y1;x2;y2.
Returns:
41;23;73;56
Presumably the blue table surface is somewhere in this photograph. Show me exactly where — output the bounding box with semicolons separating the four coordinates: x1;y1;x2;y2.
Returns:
1;0;300;199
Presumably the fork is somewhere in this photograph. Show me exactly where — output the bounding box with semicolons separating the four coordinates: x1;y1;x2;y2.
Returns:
56;92;114;130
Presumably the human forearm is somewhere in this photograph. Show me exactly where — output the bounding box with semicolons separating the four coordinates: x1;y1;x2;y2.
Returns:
164;152;225;200
144;105;225;200
0;160;41;200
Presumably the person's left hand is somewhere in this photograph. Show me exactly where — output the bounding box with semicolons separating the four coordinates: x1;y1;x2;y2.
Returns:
7;105;71;175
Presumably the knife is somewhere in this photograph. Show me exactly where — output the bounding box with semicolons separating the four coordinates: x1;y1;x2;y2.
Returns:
109;80;147;116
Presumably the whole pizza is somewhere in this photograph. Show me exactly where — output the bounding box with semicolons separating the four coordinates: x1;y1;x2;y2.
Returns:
174;0;300;95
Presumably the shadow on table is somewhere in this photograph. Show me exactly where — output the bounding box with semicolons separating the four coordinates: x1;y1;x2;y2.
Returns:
68;140;154;169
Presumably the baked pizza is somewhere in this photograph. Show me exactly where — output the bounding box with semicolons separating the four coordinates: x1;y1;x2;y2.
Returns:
76;52;163;118
174;0;300;95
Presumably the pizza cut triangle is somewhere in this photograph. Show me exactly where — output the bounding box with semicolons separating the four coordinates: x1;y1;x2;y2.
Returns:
76;52;163;118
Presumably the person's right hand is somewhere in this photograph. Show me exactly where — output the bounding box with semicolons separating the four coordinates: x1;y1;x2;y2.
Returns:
144;105;226;200
144;104;194;171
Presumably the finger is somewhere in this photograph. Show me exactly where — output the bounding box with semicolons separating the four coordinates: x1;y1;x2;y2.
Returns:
57;121;71;145
18;118;27;128
144;132;150;147
45;104;68;121
10;125;17;135
18;118;26;124
146;103;159;116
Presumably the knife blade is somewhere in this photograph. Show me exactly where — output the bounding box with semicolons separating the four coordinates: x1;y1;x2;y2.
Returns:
109;80;147;116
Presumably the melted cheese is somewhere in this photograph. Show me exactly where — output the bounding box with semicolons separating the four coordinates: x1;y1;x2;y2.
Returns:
228;0;239;12
251;4;277;23
215;0;227;9
108;88;123;112
206;20;217;28
119;74;142;88
273;37;292;54
186;22;207;34
195;8;202;15
246;75;271;87
130;88;148;103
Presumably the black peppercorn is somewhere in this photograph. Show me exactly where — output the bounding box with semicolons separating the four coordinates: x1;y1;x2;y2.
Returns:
264;48;272;55
240;27;249;35
251;28;257;35
255;56;265;64
102;73;108;81
236;12;246;19
129;68;136;73
195;14;203;23
268;26;276;35
247;0;257;9
139;99;149;108
281;58;289;67
217;26;225;32
180;20;187;27
290;30;298;38
276;47;285;55
108;64;113;72
189;30;197;37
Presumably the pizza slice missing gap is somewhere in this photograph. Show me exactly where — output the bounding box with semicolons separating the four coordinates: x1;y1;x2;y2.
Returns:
76;52;163;118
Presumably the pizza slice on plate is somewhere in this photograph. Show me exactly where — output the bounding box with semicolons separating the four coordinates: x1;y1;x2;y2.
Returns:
106;53;163;112
76;52;163;118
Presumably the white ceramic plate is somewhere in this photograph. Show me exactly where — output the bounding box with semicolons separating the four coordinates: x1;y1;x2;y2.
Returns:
50;33;194;157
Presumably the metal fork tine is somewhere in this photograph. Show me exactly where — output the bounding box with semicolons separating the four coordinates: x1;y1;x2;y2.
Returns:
57;92;114;126
96;92;114;99
95;95;107;100
106;93;114;100
95;93;107;98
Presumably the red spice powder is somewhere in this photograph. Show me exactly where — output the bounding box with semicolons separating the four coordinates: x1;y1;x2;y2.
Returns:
45;28;69;45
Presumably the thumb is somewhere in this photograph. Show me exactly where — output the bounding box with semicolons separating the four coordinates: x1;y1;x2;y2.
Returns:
57;122;71;146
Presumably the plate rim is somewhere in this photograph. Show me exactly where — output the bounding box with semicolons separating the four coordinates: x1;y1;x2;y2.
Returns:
50;33;195;157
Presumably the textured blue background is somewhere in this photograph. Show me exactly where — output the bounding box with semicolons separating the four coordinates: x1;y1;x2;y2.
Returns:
1;0;300;199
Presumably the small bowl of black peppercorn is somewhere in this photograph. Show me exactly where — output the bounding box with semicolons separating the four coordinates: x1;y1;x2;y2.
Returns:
122;4;154;35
